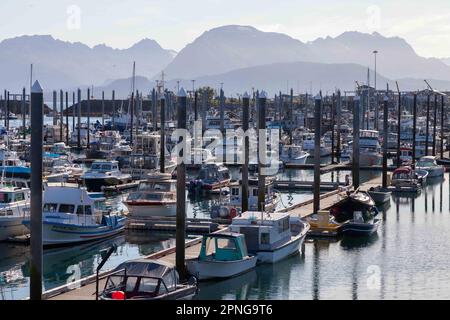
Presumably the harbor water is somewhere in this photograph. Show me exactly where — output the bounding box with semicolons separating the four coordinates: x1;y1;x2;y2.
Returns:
1;166;450;300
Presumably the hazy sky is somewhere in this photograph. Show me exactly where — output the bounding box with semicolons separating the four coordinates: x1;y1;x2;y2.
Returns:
1;0;449;58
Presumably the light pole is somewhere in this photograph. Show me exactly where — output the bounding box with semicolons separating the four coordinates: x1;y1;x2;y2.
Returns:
373;50;378;130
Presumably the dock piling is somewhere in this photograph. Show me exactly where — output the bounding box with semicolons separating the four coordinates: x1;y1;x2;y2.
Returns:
242;92;250;213
160;95;165;173
352;96;360;189
382;95;388;188
412;94;417;166
30;80;43;300
22;88;26;139
258;91;267;212
313;94;322;214
176;88;187;279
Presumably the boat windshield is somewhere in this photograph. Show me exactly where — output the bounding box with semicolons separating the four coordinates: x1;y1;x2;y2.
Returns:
139;182;170;191
91;163;112;171
417;160;435;167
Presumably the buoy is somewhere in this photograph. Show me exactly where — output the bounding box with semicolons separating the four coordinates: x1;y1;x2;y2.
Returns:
111;290;125;300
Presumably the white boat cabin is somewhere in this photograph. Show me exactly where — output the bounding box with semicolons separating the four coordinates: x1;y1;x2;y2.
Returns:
230;211;292;252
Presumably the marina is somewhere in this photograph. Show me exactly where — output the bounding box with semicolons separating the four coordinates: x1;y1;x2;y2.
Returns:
1;4;450;304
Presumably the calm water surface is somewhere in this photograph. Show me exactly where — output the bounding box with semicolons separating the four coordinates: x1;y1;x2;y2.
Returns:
0;122;448;299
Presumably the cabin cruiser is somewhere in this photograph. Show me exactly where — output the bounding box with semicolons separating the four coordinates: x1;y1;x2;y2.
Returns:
415;156;444;178
124;173;176;217
345;130;382;166
98;259;198;300
390;166;421;193
0;186;30;240
186;232;257;280
188;163;231;194
22;183;126;246
301;133;331;158
230;211;310;263
210;176;280;219
0;150;30;179
280;145;309;166
81;160;132;192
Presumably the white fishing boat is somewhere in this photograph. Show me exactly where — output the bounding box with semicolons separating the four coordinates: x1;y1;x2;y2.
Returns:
81;160;132;192
0;186;30;241
22;183;126;246
124;173;176;217
347;130;382;166
416;156;444;178
186;232;257;280
280;145;309;166
230;211;310;263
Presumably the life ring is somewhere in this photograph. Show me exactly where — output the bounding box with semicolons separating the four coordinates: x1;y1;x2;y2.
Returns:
229;207;238;218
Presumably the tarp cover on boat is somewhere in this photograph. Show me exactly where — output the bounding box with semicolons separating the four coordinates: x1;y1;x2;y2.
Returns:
113;259;178;290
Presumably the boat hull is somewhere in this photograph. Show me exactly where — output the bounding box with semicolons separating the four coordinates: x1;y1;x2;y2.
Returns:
341;219;380;236
0;217;29;241
24;219;126;246
186;256;257;280
125;202;176;217
256;233;305;263
83;177;131;192
367;190;391;205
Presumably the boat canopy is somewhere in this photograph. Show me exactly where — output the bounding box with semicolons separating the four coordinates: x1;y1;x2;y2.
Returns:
114;259;176;279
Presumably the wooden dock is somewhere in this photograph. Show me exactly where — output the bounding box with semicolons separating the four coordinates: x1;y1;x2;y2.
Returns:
43;175;382;300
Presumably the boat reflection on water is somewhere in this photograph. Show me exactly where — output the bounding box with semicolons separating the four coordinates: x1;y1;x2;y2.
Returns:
125;230;176;256
24;235;127;290
195;253;304;300
195;269;258;300
340;233;379;249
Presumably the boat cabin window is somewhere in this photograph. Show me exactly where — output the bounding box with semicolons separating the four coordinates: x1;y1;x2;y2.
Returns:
14;193;25;202
76;205;92;215
231;188;239;196
43;203;58;212
59;204;75;214
261;233;270;245
278;217;289;233
252;189;258;197
0;192;13;204
217;238;237;250
138;278;159;293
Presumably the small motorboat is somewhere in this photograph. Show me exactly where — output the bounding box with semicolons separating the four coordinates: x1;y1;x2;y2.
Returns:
230;211;310;263
98;259;198;300
328;191;380;237
341;211;381;237
367;186;392;205
186;232;257;280
416;156;445;178
188;163;231;194
81;160;132;192
390;166;421;193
